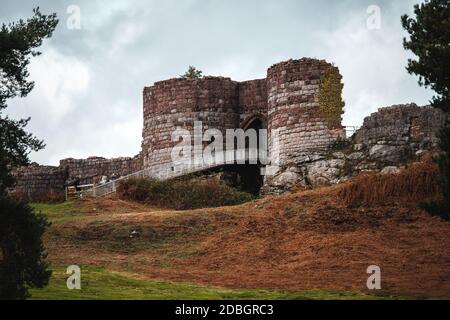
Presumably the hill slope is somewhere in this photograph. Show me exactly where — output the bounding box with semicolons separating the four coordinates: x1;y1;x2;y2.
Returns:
37;184;450;299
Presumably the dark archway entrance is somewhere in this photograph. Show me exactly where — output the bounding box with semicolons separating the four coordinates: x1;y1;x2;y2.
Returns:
234;116;266;195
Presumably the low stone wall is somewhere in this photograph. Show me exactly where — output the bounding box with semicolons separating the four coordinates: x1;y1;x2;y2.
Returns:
10;164;67;202
60;155;143;185
10;154;143;201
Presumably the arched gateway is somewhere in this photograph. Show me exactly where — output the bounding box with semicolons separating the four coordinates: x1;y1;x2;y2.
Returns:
139;58;345;195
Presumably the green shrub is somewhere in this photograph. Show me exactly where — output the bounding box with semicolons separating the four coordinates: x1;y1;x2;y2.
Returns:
117;177;253;210
419;126;450;220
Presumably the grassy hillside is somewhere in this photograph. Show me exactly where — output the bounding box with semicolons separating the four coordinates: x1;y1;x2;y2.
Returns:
30;266;395;300
30;165;450;300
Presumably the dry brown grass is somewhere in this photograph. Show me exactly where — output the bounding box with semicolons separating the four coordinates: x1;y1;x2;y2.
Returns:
339;155;440;207
44;186;450;298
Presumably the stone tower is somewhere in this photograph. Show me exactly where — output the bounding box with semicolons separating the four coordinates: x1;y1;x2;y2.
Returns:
141;58;345;189
142;77;240;174
266;58;344;169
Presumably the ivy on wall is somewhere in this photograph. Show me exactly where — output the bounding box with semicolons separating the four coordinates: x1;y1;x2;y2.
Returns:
318;68;345;129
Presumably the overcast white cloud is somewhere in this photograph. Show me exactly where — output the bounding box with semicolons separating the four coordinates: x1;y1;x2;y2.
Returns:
0;0;433;165
28;47;90;123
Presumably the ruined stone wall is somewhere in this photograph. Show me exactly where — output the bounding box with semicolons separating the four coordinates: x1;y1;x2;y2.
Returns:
238;79;268;128
355;104;447;151
10;155;142;201
266;58;344;167
264;103;447;194
60;155;143;185
142;77;240;171
11;164;67;202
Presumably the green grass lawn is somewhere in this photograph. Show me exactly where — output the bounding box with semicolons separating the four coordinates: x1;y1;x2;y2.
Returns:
31;201;76;215
30;200;160;223
30;201;84;222
29;266;404;300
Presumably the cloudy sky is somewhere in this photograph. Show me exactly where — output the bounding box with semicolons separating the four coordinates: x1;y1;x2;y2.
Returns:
1;0;432;165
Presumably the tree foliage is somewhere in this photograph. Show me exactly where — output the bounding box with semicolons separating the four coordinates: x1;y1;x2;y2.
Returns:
402;0;450;112
402;0;450;219
420;126;450;220
0;117;45;196
0;199;51;299
0;7;57;193
0;7;58;110
0;8;58;299
181;66;203;79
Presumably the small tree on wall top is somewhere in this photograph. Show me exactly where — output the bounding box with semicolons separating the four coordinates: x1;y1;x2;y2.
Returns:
181;66;203;79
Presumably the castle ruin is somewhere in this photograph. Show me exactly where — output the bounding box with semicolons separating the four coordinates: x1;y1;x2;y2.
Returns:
10;58;448;200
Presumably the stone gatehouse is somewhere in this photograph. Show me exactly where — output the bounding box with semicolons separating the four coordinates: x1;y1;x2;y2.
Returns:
10;58;448;200
141;58;345;193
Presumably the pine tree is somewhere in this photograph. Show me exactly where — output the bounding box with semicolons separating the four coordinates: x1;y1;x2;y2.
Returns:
402;0;450;219
0;7;58;299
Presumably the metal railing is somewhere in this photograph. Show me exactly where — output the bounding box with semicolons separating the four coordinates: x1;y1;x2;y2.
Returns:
345;126;361;138
65;184;94;201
